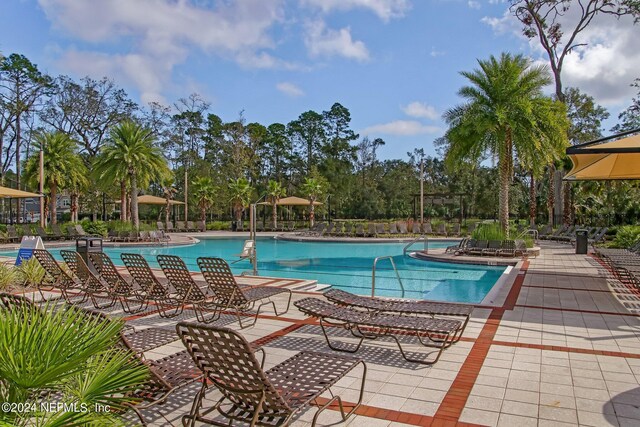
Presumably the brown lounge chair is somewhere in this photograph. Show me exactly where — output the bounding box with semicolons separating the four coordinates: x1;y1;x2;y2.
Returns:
61;250;116;309
121;253;184;318
176;322;366;427
32;249;88;304
157;254;222;323
324;288;472;342
197;257;292;329
294;297;461;365
88;252;149;314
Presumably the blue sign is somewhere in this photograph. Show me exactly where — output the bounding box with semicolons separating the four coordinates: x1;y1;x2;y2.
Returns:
15;249;33;266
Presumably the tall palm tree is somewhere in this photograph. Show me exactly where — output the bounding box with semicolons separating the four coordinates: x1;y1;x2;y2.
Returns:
192;176;216;222
94;121;169;229
228;177;253;225
301;177;326;227
444;53;568;234
266;180;286;229
24;131;88;225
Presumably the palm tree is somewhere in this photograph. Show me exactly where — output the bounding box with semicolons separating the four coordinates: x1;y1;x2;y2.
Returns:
24;131;88;225
228;177;253;225
160;175;177;229
301;177;326;227
266;180;286;229
444;53;568;234
0;304;148;425
192;176;217;222
95;120;169;229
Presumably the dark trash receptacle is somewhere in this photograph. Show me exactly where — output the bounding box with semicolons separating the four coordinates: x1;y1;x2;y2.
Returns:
231;221;237;232
76;237;103;272
575;229;588;254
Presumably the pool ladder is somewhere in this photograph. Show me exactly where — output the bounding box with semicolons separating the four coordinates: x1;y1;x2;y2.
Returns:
403;235;428;255
371;256;405;298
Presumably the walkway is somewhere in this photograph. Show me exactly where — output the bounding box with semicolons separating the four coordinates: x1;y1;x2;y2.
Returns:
15;242;640;426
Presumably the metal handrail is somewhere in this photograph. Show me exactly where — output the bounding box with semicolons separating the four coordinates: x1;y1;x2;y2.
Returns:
517;229;538;241
371;256;405;298
403;235;428;255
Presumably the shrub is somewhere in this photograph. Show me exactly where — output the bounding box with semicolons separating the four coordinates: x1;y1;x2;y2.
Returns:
472;223;507;241
0;263;20;290
19;257;45;288
81;219;108;237
611;225;640;249
207;221;232;230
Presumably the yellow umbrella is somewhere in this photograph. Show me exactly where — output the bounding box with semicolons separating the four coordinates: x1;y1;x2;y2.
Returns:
122;195;185;205
566;130;640;181
0;186;42;198
257;196;323;206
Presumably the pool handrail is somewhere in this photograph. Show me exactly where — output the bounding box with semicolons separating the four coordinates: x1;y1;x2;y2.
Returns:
371;256;405;298
403;235;428;255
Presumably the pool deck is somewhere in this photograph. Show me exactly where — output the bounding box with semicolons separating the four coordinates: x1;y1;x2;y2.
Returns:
8;241;640;426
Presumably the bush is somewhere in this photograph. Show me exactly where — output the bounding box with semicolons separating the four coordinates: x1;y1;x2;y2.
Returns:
19;257;45;288
611;225;640;249
472;223;507;241
0;263;20;290
207;221;232;230
81;219;108;237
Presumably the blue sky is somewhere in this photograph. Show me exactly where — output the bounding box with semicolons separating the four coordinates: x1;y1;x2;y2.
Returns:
2;0;638;160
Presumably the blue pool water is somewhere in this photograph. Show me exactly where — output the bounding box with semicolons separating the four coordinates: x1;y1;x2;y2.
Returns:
1;237;506;303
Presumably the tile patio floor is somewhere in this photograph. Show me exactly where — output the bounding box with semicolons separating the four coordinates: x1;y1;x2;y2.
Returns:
13;241;640;427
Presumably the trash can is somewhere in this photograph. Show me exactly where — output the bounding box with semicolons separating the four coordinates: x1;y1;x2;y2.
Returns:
76;237;103;273
575;229;588;254
231;221;237;232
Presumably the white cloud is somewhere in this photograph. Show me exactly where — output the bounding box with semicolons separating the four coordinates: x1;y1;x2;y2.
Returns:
276;82;305;97
302;0;410;22
361;120;440;136
402;102;439;120
430;47;445;57
482;7;640;107
38;0;289;102
304;20;370;62
468;1;481;9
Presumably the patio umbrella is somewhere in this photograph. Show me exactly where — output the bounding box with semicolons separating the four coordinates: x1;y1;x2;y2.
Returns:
0;186;42;198
257;196;323;206
565;129;640;181
131;195;185;205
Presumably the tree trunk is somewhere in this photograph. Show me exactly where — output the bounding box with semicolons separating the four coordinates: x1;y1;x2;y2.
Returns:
120;180;127;222
130;173;139;229
165;201;171;229
272;201;278;230
70;194;78;222
547;164;556;225
562;181;572;226
309;201;315;227
529;171;536;228
201;206;206;222
15;111;21;222
50;184;57;225
498;155;510;236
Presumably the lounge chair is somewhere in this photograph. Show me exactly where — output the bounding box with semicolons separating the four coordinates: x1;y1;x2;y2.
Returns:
176;322;366;427
367;223;377;237
165;221;175;232
388;222;399;236
324;288;472;341
175;221;187;232
157;255;222;323
398;222;409;235
411;222;421;234
497;240;516;257
435;223;447;236
0;292;37;311
32;249;88;304
375;223;386;236
466;223;476;235
324;223;335;236
75;224;89;237
422;222;433;235
450;223;461;236
343;223;353;236
51;223;66;240
2;225;20;243
36;226;53;241
482;240;503;256
21;224;34;236
294;298;461;365
445;238;468;254
355;223;365;237
515;240;528;257
60;250;116;309
88;252;149;314
67;225;80;238
121;253;184;318
186;221;198;232
468;240;488;256
197;257;292;329
195;220;206;232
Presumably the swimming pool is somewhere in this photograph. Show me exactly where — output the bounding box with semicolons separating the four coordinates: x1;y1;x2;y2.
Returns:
1;237;506;303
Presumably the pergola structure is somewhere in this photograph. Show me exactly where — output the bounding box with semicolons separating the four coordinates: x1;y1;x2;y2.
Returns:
412;192;468;223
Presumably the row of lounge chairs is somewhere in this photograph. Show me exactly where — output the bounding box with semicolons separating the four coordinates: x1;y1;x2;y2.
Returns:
0;223;93;243
593;240;640;289
539;225;608;244
107;230;169;243
14;248;476;425
304;221;461;237
446;238;527;257
157;220;206;233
